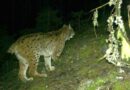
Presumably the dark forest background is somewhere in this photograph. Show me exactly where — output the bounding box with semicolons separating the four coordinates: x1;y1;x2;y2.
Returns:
0;0;129;34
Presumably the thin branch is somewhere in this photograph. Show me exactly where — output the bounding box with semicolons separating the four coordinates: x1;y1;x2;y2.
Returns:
89;2;109;13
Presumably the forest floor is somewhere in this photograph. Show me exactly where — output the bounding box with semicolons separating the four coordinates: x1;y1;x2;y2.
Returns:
1;24;130;90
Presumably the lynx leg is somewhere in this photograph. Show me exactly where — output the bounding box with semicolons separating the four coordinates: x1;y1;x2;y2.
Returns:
18;62;33;81
44;56;55;71
16;53;33;81
29;60;47;77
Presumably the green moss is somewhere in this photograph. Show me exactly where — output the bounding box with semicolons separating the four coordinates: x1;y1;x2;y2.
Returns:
29;84;46;90
113;80;130;90
84;71;117;90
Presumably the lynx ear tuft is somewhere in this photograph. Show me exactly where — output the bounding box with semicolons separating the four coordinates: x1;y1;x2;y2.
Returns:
69;24;72;29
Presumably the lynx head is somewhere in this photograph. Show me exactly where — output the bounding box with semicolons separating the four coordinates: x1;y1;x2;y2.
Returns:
61;24;75;40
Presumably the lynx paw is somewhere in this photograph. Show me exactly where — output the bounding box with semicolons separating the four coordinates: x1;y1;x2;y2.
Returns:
36;73;48;77
27;77;34;81
43;74;48;77
22;77;33;82
34;71;47;77
20;76;33;82
50;66;55;71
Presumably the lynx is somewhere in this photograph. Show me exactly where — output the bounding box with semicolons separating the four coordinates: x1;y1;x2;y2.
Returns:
8;24;75;81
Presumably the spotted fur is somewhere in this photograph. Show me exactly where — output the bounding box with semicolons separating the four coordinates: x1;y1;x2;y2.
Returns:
8;24;75;81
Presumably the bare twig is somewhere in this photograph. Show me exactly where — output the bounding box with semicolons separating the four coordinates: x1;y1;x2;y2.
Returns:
89;2;109;13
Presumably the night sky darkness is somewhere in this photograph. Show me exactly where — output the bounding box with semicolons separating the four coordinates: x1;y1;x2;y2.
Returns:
0;0;105;33
1;0;129;34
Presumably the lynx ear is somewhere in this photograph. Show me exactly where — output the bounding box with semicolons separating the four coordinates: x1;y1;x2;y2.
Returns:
63;24;67;27
69;24;72;29
127;5;130;9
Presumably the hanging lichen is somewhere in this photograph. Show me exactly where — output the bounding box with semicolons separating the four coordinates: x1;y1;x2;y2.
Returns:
97;0;130;67
127;5;130;28
108;0;117;6
92;9;98;38
102;14;122;66
117;30;130;61
114;0;130;63
93;9;99;27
